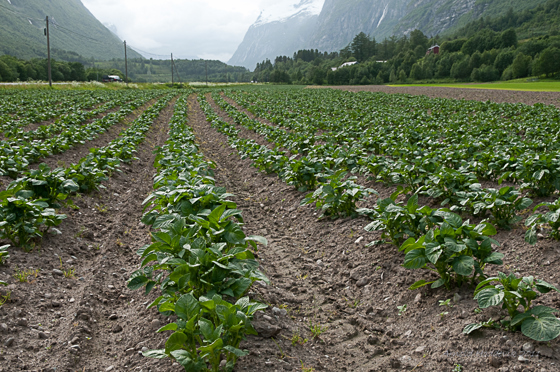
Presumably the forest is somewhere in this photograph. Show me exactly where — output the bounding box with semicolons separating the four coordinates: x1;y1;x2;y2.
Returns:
252;0;560;85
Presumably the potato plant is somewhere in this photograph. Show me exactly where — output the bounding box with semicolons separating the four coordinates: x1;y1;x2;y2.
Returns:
300;170;377;219
464;272;560;341
400;213;502;290
525;197;560;244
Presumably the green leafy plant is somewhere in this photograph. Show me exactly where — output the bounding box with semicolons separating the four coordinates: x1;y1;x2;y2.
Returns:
143;293;266;372
525;197;560;244
0;189;66;250
13;267;38;282
360;192;443;246
454;184;532;229
397;304;408;316
300;170;377;219
401;212;502;290
464;272;560;341
308;320;327;339
0;245;10;265
290;330;308;346
10;164;79;209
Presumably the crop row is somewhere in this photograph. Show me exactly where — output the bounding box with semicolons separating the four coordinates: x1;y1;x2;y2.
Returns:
0;93;173;250
0;91;161;179
1;90;148;140
0;90;111;129
200;90;560;342
127;93;268;371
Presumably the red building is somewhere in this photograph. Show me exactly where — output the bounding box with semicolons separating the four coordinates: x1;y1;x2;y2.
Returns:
426;45;440;55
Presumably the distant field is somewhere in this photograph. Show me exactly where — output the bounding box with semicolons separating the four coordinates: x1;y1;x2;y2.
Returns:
391;80;560;92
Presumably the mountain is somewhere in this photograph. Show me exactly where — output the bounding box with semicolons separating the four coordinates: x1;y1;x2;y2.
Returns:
228;0;325;70
0;0;141;61
231;0;549;70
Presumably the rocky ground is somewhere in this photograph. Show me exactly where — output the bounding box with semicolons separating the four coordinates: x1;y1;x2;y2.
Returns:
0;86;558;372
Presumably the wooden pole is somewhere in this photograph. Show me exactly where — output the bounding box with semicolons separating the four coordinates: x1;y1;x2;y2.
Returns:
206;60;208;86
171;53;174;85
45;16;52;87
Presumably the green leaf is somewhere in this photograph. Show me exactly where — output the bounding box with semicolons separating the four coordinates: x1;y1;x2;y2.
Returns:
525;229;538;245
409;279;434;290
170;350;206;371
535;280;560;294
127;276;148;290
224;345;249;357
142;349;168;359
431;278;446;288
165;332;187;353
444;213;462;228
521;313;560;341
452;255;475;276
157;323;178;333
403;249;427;269
245;235;268;246
476;288;504;309
175;294;200;320
463;323;484;335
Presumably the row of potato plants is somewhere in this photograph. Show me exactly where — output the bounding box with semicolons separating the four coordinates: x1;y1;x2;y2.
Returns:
223;88;560;244
0;93;173;250
1;90;144;140
0;91;162;179
204;89;560;341
0;90;102;125
127;93;269;372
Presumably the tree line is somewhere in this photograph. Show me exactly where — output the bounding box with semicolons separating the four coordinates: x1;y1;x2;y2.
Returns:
252;0;560;85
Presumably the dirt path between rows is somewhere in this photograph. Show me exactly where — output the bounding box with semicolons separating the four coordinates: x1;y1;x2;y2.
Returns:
0;96;178;372
316;85;560;108
189;93;560;372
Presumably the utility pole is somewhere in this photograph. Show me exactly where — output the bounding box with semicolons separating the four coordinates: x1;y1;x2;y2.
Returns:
124;41;128;86
172;58;180;85
171;53;174;85
45;16;52;87
205;60;208;86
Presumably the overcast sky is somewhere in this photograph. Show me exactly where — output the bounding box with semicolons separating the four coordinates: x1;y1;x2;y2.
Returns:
81;0;278;62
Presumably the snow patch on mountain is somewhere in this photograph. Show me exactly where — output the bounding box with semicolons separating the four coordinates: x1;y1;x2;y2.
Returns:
254;0;325;27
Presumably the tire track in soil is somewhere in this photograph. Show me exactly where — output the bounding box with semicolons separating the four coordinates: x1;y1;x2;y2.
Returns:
0;96;181;372
188;95;560;372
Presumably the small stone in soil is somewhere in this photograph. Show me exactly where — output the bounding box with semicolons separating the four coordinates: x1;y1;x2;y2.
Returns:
108;314;118;320
4;337;14;347
52;269;64;276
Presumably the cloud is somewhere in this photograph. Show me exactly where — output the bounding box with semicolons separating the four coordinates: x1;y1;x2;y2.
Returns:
82;0;273;62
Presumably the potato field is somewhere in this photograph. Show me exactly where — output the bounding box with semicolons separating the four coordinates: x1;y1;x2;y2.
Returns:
0;85;559;372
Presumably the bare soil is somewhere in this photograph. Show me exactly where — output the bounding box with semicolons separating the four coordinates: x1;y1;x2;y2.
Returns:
0;88;558;372
318;85;560;108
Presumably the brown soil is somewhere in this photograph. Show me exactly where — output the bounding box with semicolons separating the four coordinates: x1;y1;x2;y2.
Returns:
0;89;558;372
318;85;560;108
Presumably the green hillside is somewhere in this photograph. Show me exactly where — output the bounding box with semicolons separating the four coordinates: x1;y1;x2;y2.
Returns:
0;0;141;61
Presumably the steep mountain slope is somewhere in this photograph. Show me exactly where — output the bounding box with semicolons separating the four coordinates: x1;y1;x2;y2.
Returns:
231;0;548;69
0;0;140;60
228;0;325;70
